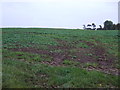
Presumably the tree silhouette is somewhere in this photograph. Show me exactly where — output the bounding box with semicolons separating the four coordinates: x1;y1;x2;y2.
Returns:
116;23;120;30
104;20;113;30
92;23;96;30
83;25;86;30
87;24;92;30
99;25;102;30
87;24;92;27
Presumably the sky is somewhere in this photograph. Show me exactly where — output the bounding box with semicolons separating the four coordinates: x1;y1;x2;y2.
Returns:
0;0;119;29
118;1;120;23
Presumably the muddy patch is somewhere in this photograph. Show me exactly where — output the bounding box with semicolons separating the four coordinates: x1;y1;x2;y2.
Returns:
9;39;118;75
10;47;69;66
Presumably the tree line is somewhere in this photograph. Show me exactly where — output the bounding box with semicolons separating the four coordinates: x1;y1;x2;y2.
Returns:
83;20;120;30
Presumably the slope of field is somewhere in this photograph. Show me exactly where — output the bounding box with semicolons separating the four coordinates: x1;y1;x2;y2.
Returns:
2;28;119;88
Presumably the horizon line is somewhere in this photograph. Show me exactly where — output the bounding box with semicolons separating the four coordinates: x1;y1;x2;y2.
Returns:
0;26;83;29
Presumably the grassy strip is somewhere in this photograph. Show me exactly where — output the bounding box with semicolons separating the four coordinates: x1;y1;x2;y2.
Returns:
3;58;119;88
2;49;119;88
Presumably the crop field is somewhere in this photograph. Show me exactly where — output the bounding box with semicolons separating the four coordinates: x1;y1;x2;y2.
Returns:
2;28;120;88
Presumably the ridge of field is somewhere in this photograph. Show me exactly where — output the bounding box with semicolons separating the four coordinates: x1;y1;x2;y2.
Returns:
2;28;119;88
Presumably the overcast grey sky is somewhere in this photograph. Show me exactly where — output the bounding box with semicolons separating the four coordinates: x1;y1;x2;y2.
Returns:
0;0;119;29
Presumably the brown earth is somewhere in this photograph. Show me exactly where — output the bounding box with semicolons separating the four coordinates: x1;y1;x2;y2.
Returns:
10;39;118;75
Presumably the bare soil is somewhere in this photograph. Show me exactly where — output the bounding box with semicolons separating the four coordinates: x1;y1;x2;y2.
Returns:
10;39;118;75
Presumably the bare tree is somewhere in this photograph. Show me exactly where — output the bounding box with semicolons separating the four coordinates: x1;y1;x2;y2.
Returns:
92;23;96;30
83;25;86;30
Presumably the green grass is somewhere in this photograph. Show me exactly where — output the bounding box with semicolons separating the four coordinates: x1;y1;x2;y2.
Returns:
83;62;98;68
3;49;52;63
3;57;119;88
62;60;80;66
76;42;89;48
2;28;119;88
